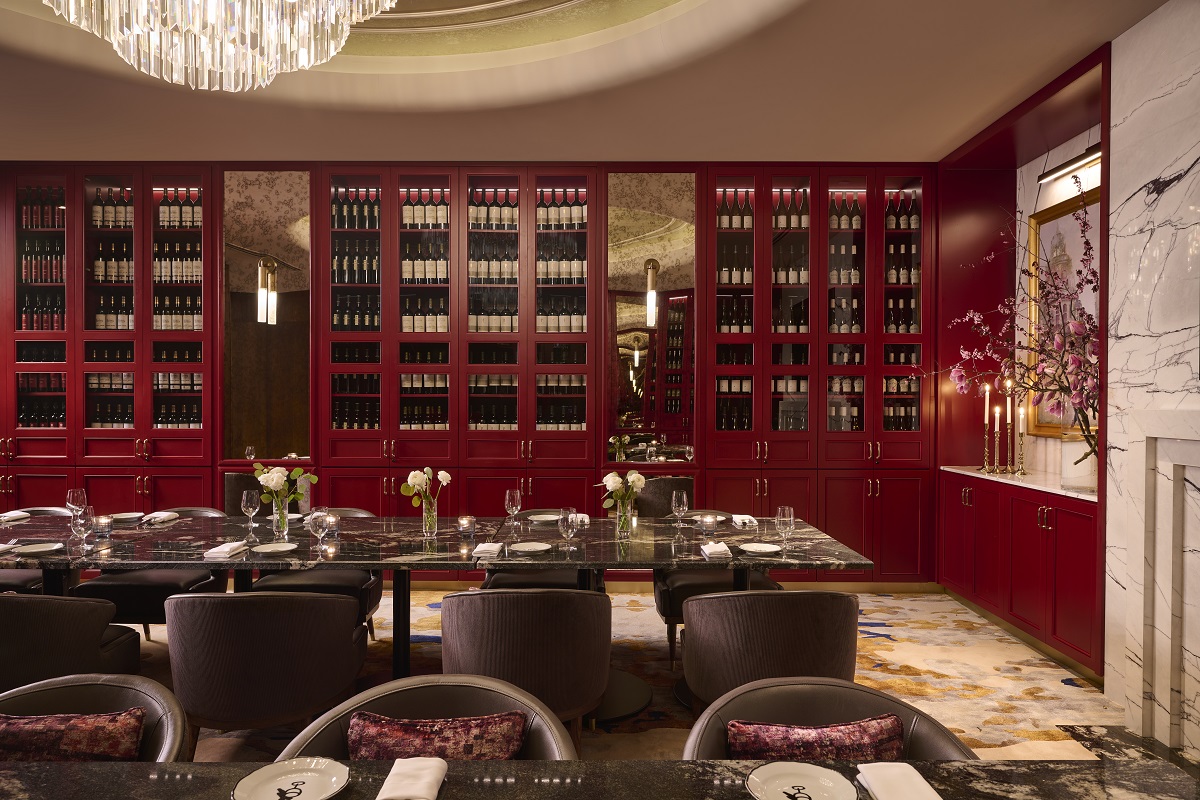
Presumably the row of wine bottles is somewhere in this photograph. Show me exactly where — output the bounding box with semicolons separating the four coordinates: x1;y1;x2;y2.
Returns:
91;243;135;284
827;193;865;231
663;349;687;370
156;188;204;229
715;345;752;365
884;299;921;334
716;189;756;230
332;373;383;395
662;389;689;415
466;290;519;333
331;187;382;230
404;346;448;364
883;375;922;395
86;372;133;392
399;404;450;430
400;296;450;333
154;344;202;363
400;374;448;393
771;377;810;394
883;191;921;230
19;399;66;428
18;187;66;229
333;343;382;364
827;403;863;432
771;245;811;285
536;343;586;365
400;189;449;229
467;189;519;231
716;397;753;431
829;348;864;365
716;244;754;285
331;399;381;430
152;242;203;284
534;296;588;334
401;242;446;284
18;343;67;363
716;297;754;334
18;292;65;331
90;188;136;229
884;245;921;284
332;294;381;332
19;238;65;284
152;372;203;392
827;298;863;334
716;376;754;395
882;404;920;431
771;299;810;333
535;242;587;283
16;373;65;392
334;240;383;285
773;403;809;432
535;189;587;230
534;403;586;430
536;374;586;393
772;189;811;230
153;403;202;428
151;295;203;331
466;402;518;430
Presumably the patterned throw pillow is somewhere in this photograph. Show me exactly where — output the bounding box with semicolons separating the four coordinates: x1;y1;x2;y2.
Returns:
347;710;528;761
0;708;146;762
726;714;904;762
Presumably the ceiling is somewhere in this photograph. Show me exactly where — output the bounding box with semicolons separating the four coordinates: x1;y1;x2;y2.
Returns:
0;0;1168;162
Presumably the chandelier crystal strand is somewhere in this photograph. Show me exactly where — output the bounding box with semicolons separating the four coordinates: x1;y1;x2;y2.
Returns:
43;0;396;91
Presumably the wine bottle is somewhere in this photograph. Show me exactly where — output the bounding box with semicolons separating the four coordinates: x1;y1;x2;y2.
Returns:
849;193;863;230
741;190;754;230
884;192;897;230
798;188;810;229
838;192;851;230
729;190;742;230
828;192;839;229
908;192;920;229
717;190;730;230
886;245;898;284
897;191;910;230
828;245;838;285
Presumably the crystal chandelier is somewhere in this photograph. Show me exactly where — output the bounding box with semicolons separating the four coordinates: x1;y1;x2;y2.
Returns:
43;0;397;91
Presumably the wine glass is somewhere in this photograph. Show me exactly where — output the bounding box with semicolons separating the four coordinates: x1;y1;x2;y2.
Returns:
244;445;255;460
671;490;689;528
775;505;795;550
66;488;88;518
70;505;95;548
504;489;522;526
241;490;261;545
558;507;577;551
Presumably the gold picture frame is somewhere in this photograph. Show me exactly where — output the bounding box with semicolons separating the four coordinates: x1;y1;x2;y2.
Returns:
1025;187;1100;437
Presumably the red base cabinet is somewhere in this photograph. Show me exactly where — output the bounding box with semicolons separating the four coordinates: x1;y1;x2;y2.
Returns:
458;469;595;518
77;467;210;515
939;471;1101;673
2;467;74;512
817;472;874;582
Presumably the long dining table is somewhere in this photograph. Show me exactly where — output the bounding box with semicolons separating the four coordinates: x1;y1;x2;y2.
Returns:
0;513;872;679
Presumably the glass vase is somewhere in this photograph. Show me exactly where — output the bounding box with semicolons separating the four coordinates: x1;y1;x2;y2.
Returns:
1060;414;1098;494
422;498;438;538
616;495;634;540
272;495;289;539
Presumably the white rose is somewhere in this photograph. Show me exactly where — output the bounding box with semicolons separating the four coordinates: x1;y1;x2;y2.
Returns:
628;472;646;492
258;472;286;492
269;466;288;476
602;472;623;492
437;470;451;486
407;470;429;492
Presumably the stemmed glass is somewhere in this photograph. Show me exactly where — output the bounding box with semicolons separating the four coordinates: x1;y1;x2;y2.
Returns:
241;490;261;546
70;505;95;549
504;489;522;526
775;505;795;550
66;488;88;518
671;490;689;528
558;507;577;551
244;445;255;460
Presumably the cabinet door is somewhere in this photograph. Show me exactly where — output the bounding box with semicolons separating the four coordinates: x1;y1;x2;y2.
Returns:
970;482;1004;613
1006;494;1048;636
8;467;73;512
456;470;524;517
938;473;973;595
11;369;72;463
144;468;212;511
816;472;872;581
874;471;932;581
1048;501;1100;667
320;468;389;516
703;469;761;516
762;469;816;581
77;468;141;515
526;470;595;516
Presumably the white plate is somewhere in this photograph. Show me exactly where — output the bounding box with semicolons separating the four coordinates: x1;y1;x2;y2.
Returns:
111;512;143;522
252;542;298;553
745;763;857;800
13;542;64;555
527;514;560;523
509;541;552;553
689;513;728;522
740;542;782;554
269;513;303;521
232;757;350;800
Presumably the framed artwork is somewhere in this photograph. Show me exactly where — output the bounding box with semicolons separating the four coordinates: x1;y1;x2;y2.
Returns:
1025;187;1100;437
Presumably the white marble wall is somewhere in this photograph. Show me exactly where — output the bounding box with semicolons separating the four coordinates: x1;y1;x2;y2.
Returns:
1015;128;1103;474
1107;0;1200;756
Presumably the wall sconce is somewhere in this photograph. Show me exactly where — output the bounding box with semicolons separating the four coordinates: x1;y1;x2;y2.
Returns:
257;257;279;325
645;258;660;327
1037;143;1102;184
632;334;643;367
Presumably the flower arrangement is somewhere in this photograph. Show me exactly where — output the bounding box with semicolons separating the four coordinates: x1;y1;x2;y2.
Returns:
254;463;317;536
598;469;645;536
947;179;1100;465
400;468;451;536
608;434;631;461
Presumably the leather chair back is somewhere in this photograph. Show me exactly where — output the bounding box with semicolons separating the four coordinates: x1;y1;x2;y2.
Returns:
683;676;977;760
162;507;226;518
0;674;186;762
441;589;610;721
0;594;117;691
223;472;271;517
165;592;365;730
683;590;859;706
14;506;72;516
279;674;576;761
635;476;694;519
326;507;376;518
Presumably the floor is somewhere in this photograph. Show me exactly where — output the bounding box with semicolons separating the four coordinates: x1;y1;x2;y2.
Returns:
133;590;1126;762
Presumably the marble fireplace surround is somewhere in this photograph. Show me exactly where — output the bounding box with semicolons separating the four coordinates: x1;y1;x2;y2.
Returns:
1129;409;1200;755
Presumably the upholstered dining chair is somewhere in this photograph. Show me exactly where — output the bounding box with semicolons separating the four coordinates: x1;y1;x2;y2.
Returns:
0;594;140;692
0;506;69;594
479;509;605;592
0;673;187;762
440;588;610;751
249;507;383;639
682;676;977;760
651;507;783;666
165;592;366;756
681;590;859;710
13;506;73;516
634;476;694;520
71;507;230;640
278;674;577;761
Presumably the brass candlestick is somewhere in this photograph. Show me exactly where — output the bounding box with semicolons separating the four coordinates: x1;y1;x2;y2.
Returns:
979;423;990;472
1015;432;1028;476
1006;422;1014;473
990;424;1001;474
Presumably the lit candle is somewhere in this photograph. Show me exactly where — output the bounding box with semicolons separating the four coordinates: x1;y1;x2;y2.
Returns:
994;406;1001;430
700;514;717;533
984;386;990;424
457;515;476;535
1019;407;1026;434
1005;379;1012;423
93;515;113;538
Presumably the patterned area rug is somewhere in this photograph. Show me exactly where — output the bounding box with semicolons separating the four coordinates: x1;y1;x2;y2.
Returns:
134;590;1121;761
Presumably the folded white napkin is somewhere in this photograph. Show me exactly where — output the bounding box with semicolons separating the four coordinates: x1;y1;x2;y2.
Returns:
142;511;179;524
701;541;732;559
0;543;16;553
471;542;503;558
732;514;758;528
377;757;447;800
857;762;943;800
0;511;30;523
203;540;247;559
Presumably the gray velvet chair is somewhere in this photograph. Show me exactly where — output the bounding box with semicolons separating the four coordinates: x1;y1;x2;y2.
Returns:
634;476;694;519
0;594;140;692
0;673;187;762
682;677;977;760
682;590;859;710
71;507;230;640
249;507;383;639
0;506;66;591
440;589;610;750
278;674;577;761
165;592;366;756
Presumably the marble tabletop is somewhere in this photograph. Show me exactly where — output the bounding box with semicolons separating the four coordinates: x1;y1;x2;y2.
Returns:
0;515;872;573
0;757;1194;800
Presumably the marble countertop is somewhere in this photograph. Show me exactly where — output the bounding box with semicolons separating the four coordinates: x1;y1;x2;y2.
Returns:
0;516;871;572
941;466;1098;503
0;758;1194;800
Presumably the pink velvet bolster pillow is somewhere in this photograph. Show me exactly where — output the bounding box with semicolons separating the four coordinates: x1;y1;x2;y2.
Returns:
0;707;146;762
347;710;527;761
726;714;904;762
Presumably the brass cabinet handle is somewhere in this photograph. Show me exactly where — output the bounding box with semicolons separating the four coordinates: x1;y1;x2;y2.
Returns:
7;438;13;458
763;441;769;461
1043;507;1053;531
875;478;880;496
961;487;967;506
755;441;761;460
754;478;760;497
144;475;151;497
865;441;871;461
520;440;525;459
763;478;769;499
866;480;873;498
142;439;151;461
527;440;533;463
